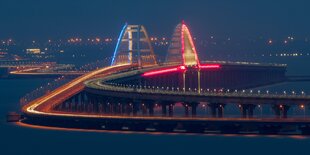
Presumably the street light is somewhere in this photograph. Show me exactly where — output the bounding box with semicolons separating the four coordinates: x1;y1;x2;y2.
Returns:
258;105;263;118
300;104;306;119
202;104;207;115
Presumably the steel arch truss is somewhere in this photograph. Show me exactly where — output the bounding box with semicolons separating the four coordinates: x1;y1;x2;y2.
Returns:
111;24;157;67
166;22;200;66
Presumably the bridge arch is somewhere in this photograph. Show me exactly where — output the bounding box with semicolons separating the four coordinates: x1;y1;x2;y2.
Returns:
166;22;200;66
111;24;157;67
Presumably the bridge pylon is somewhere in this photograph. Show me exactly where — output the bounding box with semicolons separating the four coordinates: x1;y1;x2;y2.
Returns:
166;21;200;67
111;24;157;68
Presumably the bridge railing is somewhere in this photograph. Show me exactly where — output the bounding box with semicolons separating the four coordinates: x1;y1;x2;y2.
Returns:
86;81;310;100
19;58;114;107
19;76;71;107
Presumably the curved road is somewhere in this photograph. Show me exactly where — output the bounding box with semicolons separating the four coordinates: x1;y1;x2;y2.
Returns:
22;64;134;115
21;64;310;124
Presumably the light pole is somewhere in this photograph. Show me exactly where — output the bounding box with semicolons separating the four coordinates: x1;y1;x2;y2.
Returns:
258;104;263;118
301;105;306;119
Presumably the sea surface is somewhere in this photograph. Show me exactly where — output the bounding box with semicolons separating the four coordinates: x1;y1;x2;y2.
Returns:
1;56;310;155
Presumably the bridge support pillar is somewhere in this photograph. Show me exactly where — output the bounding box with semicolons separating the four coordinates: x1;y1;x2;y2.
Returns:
93;97;99;113
141;104;147;115
80;92;86;112
248;105;255;118
208;103;225;118
272;105;290;118
132;101;140;116
210;106;217;118
283;107;289;118
184;104;189;117
101;102;106;114
125;103;132;115
218;105;224;118
241;105;247;118
184;102;199;117
114;103;119;114
74;95;79;112
67;101;71;111
85;92;92;113
148;103;154;116
168;104;174;117
240;104;256;118
61;101;67;111
121;103;125;115
162;104;167;116
191;103;198;117
107;103;112;114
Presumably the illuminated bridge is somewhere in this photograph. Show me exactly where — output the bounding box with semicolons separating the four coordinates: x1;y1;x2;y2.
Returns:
20;22;310;135
0;61;86;78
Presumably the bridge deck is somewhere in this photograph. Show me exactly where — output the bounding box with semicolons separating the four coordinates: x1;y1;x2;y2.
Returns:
22;65;134;114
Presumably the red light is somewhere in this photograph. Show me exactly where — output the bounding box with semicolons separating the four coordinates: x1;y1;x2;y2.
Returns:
142;67;179;77
142;65;187;77
180;22;201;66
181;24;185;65
199;64;221;69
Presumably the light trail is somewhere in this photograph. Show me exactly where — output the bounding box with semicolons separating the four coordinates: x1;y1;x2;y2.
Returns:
23;65;131;115
10;67;42;74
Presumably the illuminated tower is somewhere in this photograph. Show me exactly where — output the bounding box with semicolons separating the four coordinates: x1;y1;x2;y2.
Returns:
111;24;157;67
166;22;200;66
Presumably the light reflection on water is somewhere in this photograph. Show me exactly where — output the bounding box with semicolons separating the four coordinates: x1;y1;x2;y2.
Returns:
15;122;310;140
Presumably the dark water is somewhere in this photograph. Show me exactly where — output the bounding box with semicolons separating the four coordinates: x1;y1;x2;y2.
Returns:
1;57;310;155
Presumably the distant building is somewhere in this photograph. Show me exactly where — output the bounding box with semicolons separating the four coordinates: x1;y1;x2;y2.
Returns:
0;52;8;59
26;49;41;54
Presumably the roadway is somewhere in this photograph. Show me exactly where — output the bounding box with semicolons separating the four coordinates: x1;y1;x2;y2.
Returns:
84;66;310;105
19;64;310;135
22;64;310;123
22;64;135;115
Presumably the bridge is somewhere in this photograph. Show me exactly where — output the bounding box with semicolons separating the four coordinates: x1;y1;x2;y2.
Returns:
20;22;310;135
0;59;47;68
1;61;106;78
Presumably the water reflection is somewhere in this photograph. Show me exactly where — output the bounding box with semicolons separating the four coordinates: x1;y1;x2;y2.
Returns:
16;122;310;140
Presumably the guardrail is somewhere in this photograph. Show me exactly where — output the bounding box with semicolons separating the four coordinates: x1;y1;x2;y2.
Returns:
84;68;310;101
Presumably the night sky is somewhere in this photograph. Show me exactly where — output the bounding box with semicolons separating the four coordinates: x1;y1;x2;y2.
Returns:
1;0;310;40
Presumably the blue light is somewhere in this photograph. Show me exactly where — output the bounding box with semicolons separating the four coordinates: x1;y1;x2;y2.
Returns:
111;23;128;66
